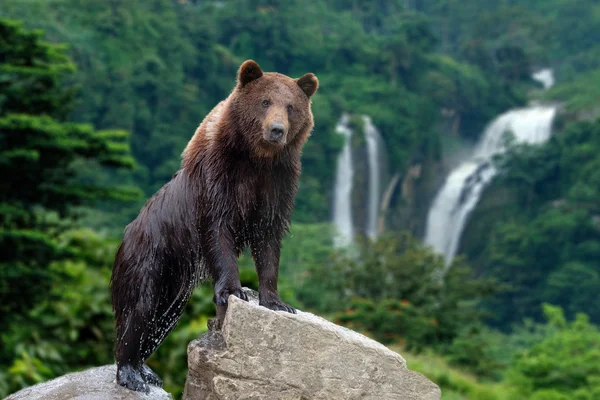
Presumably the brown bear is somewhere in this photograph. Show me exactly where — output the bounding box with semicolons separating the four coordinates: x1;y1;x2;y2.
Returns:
110;60;318;392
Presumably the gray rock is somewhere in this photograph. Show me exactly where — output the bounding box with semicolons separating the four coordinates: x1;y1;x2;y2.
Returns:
6;364;172;400
184;288;441;400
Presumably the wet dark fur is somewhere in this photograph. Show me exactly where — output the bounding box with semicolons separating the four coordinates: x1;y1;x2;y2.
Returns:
110;60;318;392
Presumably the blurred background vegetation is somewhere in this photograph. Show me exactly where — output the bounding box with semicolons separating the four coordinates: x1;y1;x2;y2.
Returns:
1;1;600;399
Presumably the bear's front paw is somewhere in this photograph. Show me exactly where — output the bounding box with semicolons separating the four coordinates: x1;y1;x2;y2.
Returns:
260;297;296;314
214;285;248;305
233;287;249;302
117;364;149;393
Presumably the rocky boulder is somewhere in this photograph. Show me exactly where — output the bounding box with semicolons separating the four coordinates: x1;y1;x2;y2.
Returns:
184;289;441;400
6;364;172;400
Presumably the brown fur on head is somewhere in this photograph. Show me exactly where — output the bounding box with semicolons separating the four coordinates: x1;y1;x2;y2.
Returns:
232;60;318;158
183;60;318;168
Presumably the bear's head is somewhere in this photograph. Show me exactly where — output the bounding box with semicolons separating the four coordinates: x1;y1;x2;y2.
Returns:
232;60;318;158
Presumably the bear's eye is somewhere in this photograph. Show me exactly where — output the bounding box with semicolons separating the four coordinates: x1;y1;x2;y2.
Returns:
262;99;270;108
287;105;294;113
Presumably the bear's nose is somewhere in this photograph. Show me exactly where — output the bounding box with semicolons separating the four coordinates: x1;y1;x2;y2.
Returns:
269;124;285;142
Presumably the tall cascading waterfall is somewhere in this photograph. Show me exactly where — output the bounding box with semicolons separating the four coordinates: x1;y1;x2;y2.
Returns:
424;69;557;267
363;116;384;240
332;114;387;247
332;114;355;247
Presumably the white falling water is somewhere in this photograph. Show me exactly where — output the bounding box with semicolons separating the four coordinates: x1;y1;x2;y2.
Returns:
332;114;355;248
424;72;557;267
363;115;384;240
532;68;555;90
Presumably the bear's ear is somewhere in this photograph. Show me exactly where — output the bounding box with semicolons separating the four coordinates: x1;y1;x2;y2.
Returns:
238;60;263;87
296;73;319;98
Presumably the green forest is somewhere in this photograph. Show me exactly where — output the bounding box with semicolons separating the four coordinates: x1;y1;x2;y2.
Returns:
1;1;600;398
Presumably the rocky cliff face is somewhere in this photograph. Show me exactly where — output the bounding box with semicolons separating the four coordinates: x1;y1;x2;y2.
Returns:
184;289;441;400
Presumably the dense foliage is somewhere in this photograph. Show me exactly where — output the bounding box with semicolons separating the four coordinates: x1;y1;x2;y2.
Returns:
1;0;599;398
299;233;494;350
474;120;600;329
0;18;138;393
507;305;600;399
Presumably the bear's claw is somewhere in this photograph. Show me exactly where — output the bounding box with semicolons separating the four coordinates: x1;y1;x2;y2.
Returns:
260;298;296;314
214;286;248;305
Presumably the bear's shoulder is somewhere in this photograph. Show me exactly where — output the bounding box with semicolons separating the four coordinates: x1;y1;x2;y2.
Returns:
182;100;228;163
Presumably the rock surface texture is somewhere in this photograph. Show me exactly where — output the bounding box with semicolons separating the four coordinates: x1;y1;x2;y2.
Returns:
184;288;441;400
6;364;172;400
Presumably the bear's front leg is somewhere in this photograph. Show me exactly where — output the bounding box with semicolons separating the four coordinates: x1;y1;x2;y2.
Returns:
203;225;248;321
251;238;296;314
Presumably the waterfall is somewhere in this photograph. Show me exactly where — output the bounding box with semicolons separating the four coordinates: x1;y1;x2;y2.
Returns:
332;114;355;248
424;71;557;267
532;68;555;90
363;116;384;240
332;114;386;247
